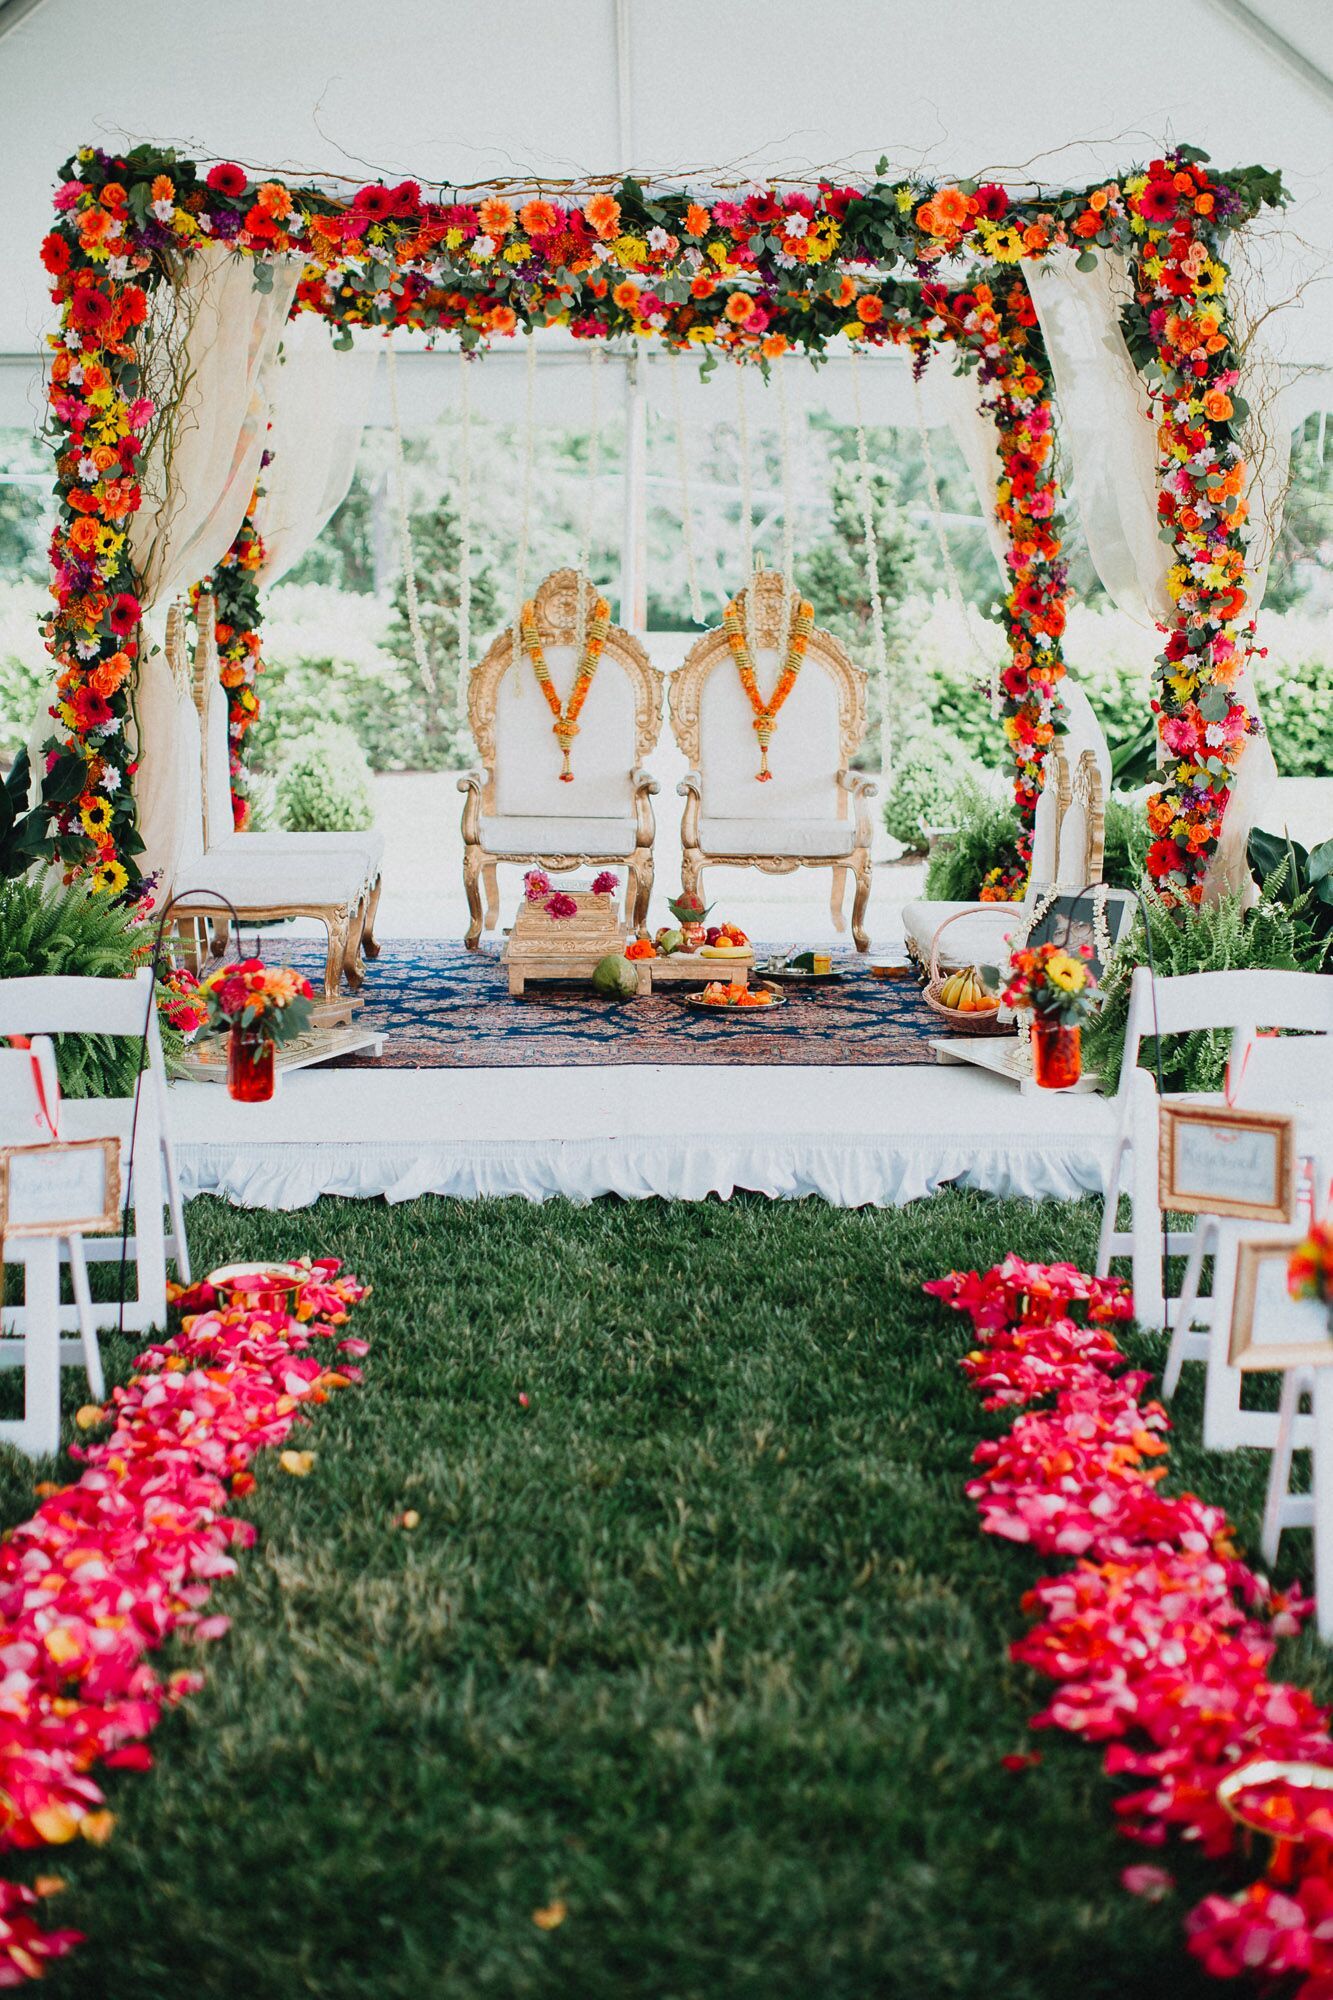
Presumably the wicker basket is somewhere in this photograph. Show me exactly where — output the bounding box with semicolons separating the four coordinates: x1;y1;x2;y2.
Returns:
922;909;1013;1038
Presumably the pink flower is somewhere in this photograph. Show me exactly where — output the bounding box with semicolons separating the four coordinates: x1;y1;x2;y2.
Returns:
1122;1865;1175;1903
523;869;552;903
544;892;578;919
591;871;619;895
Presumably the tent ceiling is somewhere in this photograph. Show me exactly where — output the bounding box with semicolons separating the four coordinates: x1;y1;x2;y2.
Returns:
0;0;1329;389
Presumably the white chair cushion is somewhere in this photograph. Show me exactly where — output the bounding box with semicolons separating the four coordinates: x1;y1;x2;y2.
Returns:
231;830;385;887
697;651;844;820
492;649;639;818
481;814;636;857
179;844;367;909
901;899;1026;970
699;816;854;859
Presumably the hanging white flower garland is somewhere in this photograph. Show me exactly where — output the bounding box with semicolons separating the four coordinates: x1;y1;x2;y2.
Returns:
510;330;539;686
575;344;604;662
911;368;1002;720
669;349;705;627
386;335;435;695
456;348;473;722
850;347;891;779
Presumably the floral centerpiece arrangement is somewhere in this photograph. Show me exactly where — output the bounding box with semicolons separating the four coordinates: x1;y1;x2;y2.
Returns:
1289;1222;1333;1331
1001;940;1099;1088
193;958;314;1101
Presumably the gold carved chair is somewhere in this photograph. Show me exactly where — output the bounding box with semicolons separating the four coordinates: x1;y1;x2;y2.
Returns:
458;569;663;948
668;571;877;950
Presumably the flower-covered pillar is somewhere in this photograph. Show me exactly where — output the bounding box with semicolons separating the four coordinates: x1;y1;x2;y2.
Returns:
189;463;268;831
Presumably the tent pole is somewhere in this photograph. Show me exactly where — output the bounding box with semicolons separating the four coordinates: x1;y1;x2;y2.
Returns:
620;352;646;633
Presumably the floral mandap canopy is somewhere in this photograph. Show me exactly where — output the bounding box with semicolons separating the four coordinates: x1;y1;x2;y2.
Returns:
34;140;1287;902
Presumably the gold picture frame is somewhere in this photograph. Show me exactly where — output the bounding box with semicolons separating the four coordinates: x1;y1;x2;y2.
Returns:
0;1137;121;1240
1229;1234;1333;1371
1158;1103;1296;1223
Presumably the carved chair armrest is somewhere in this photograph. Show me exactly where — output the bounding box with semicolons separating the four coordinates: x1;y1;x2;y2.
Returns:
457;770;483;845
677;771;703;799
837;769;879;800
630;766;660;797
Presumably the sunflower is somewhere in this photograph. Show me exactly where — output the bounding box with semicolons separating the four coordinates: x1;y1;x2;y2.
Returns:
89;857;128;897
80;796;113;838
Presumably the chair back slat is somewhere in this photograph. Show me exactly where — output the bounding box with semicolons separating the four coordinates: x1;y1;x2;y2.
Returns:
0;970;156;1040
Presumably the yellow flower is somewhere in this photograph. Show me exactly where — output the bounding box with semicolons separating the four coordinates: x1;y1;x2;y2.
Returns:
981;223;1025;264
503;241;529;263
895;186;913;212
613;234;648;267
80;797;112;838
89;858;128;896
1044;953;1086;993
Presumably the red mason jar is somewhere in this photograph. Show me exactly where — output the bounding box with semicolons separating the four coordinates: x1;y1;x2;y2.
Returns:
1031;1017;1081;1090
227;1026;276;1102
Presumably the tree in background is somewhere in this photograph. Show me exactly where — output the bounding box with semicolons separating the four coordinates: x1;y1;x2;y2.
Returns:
1264;414;1333;613
383;492;501;768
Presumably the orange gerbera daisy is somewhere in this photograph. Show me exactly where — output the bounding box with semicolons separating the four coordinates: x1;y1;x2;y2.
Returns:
519;200;558;236
856;295;883;325
833;274;857;310
150;174;175;204
257;182;293;220
690;273;716;300
935;186;970;228
584;193;621;240
684;203;710;237
479;197;514;238
488;304;518;334
724;292;754;324
612;280;640;310
761;333;789;358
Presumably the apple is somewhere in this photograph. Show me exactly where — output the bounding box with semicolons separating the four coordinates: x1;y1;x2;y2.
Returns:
705;927;721;945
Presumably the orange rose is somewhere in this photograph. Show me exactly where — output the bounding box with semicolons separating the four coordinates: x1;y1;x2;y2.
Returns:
1203;388;1233;422
915;202;940;236
1073;211;1100;238
1089;188;1109;213
855;295;883;325
1022;223;1049;254
1194;191;1215;216
584;193;621;241
684;203;710;237
479;197;514;238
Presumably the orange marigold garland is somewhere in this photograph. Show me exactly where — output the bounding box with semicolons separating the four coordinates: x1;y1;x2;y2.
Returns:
519;593;611;781
189;466;267;831
722;593;813;781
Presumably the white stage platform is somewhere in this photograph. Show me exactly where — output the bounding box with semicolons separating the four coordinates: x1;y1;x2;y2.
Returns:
153;1062;1117;1211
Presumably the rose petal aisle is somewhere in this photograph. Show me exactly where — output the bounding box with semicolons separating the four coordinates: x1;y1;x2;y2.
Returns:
0;1259;368;1987
925;1255;1333;1994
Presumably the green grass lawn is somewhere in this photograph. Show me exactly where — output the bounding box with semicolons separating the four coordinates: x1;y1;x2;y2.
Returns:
3;1190;1324;2000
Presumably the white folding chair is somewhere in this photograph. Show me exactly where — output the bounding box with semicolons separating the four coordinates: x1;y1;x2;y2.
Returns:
0;1037;103;1397
0;971;189;1337
1096;968;1333;1330
1262;1361;1333;1640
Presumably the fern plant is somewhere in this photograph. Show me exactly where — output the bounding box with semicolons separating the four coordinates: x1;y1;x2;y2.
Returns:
1083;880;1323;1095
0;876;182;1098
923;782;1021;901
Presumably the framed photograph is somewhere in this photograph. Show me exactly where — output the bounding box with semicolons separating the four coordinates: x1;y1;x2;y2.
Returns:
0;1138;121;1240
1230;1235;1333;1371
1159;1104;1296;1223
1016;888;1137;982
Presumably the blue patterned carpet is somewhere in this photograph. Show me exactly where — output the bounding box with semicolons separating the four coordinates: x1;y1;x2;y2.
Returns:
290;940;955;1069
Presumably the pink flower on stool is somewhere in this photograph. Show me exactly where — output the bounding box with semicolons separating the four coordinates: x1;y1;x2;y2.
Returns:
591;871;619;896
545;892;578;919
523;869;552;903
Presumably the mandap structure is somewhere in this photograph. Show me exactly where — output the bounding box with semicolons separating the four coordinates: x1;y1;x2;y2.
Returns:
33;141;1288;904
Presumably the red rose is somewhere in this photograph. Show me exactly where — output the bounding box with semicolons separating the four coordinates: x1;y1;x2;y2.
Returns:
40;233;70;275
217;978;248;1014
108;592;141;636
206;162;249;198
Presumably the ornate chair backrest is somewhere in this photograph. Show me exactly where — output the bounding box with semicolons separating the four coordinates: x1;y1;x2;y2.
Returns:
1056;748;1106;886
469;570;662;818
669;572;867;823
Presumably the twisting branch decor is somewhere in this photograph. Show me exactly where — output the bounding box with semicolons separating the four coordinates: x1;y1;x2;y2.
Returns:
35;143;1284;896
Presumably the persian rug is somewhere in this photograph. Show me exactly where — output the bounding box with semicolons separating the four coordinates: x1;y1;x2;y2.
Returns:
292;939;952;1070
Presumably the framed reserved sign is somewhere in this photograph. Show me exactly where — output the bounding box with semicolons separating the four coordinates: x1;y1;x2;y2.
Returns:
1230;1235;1333;1371
1158;1104;1296;1223
0;1138;120;1239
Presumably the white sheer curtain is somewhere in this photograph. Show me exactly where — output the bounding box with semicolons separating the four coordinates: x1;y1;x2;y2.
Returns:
129;244;300;609
253;320;380;585
1027;247;1292;896
926;359;1010;575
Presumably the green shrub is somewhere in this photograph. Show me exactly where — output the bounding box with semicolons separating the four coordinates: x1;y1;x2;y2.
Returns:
1101;793;1150;890
0;877;183;1097
276;723;376;832
1083;882;1324;1096
881;733;986;852
923;783;1021;900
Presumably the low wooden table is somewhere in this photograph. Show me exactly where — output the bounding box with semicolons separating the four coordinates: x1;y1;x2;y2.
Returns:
641;951;753;992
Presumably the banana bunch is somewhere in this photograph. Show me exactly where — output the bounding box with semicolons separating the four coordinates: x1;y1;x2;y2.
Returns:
937;965;999;1014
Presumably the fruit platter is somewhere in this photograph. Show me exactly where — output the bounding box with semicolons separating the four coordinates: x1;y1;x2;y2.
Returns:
683;979;784;1014
623;893;755;991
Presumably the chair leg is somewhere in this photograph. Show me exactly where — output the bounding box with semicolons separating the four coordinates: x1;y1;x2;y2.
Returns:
1202;1233;1245;1453
361;875;383;960
850;852;872;955
630;850;653;931
829;863;848;934
1162;1219;1212;1399
482;863;500;931
463;844;484;951
1095;1139;1126;1279
343;898;368;992
322;914;350;999
1130;1109;1166;1329
66;1233;103;1401
1262;1365;1306;1565
1316;1373;1333;1642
